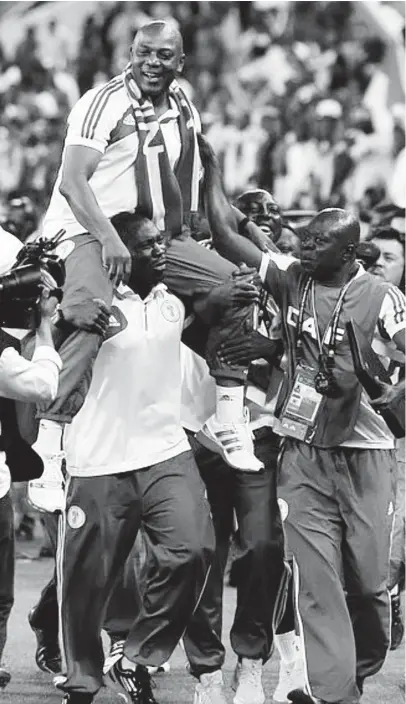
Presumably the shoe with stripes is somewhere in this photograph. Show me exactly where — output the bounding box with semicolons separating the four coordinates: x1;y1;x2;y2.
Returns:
104;657;158;703
196;413;263;472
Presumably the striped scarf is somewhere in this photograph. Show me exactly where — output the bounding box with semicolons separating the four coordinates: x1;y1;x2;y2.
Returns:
123;64;200;236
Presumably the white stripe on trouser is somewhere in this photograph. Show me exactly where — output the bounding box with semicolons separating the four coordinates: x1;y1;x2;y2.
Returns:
272;558;292;639
386;504;396;648
191;131;200;212
56;474;71;676
292;557;313;698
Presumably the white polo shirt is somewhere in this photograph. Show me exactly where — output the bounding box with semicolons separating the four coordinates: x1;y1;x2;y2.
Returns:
42;76;201;240
64;284;190;476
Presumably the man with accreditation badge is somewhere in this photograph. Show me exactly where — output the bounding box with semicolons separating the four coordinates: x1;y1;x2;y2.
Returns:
197;132;406;704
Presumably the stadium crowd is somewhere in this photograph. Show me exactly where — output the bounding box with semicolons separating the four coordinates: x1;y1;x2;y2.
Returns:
0;3;404;704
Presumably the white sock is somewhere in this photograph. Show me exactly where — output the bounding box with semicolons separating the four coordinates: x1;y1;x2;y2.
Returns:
215;385;244;424
274;630;298;665
35;420;63;454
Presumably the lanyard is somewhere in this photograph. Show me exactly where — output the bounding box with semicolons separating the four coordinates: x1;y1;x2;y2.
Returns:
296;273;356;368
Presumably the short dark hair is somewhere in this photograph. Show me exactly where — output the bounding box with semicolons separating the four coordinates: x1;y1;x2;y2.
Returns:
367;227;405;254
110;211;153;249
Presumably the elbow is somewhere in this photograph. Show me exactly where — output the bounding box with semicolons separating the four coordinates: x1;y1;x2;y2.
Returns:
59;177;73;201
35;379;59;407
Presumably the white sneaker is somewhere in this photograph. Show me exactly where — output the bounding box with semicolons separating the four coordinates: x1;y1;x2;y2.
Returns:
196;412;263;472
273;655;306;703
28;421;65;512
194;670;228;704
233;658;264;704
28;451;65;512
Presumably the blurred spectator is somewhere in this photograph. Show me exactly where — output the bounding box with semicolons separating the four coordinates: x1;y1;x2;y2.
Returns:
38;19;75;72
0;125;24;198
14;26;41;77
367;226;405;290
76;15;107;95
1;195;39;242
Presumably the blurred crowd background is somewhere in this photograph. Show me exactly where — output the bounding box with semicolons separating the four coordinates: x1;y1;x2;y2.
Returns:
0;1;403;238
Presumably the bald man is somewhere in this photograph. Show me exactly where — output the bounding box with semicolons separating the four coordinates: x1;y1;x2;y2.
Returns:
198;134;406;704
29;20;262;498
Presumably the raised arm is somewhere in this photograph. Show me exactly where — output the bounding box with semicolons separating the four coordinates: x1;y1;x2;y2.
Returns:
198;134;277;268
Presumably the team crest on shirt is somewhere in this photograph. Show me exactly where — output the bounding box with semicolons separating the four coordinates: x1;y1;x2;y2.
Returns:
67;505;86;529
160;300;181;323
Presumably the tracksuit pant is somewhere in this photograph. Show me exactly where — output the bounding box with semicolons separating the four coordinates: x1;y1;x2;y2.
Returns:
26;233;254;424
184;428;289;675
0;492;14;664
30;513;144;646
57;450;214;697
278;440;396;704
388;437;405;590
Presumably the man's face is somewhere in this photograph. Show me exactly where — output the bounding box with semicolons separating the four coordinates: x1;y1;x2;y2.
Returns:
129;221;167;288
130;29;184;99
237;191;282;241
300;219;346;278
369;237;405;287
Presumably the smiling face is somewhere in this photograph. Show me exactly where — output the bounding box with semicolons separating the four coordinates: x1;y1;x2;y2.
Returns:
130;23;184;100
236;190;282;242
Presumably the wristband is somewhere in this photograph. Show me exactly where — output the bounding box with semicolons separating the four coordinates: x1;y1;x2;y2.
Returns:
53;307;75;334
238;217;250;235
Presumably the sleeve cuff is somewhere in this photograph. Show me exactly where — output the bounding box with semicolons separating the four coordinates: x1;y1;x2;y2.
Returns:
32;346;63;370
65;136;105;154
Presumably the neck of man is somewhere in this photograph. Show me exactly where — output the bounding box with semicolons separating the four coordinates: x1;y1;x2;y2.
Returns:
313;260;358;287
145;90;170;116
128;278;154;300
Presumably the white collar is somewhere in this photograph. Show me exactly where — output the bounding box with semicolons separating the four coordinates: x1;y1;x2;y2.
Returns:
115;282;167;302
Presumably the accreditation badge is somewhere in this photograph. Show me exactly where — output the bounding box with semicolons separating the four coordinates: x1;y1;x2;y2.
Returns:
274;366;324;443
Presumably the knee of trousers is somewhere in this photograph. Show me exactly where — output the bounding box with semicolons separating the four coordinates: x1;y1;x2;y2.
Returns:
171;539;215;573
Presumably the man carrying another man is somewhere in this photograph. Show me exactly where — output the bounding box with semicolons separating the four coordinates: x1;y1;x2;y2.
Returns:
31;20;267;493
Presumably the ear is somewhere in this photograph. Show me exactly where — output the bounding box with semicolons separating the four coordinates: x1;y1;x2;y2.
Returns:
343;243;355;261
177;53;185;75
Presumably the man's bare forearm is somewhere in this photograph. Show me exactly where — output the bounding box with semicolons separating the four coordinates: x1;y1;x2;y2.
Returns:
59;177;120;246
203;154;263;269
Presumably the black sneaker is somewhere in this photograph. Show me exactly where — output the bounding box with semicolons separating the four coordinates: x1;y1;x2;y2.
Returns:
28;607;62;674
0;666;11;689
390;593;405;650
105;658;158;703
61;694;94;703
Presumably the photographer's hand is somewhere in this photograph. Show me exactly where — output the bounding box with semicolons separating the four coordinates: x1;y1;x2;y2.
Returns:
36;288;59;350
